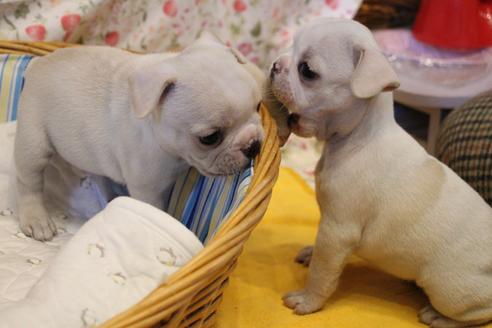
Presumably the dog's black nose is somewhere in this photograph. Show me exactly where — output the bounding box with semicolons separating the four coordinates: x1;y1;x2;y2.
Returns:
270;61;280;79
288;113;300;128
242;140;261;159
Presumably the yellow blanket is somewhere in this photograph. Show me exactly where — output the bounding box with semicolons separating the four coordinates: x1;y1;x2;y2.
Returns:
216;168;491;327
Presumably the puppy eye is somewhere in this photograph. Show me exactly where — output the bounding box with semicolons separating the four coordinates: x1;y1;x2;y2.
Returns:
256;102;261;112
199;130;223;146
297;61;318;81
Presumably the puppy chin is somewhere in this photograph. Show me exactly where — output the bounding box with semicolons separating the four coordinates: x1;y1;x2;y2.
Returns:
215;154;251;175
290;116;317;138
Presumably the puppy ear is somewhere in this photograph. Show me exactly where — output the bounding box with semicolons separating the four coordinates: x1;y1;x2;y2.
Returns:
129;62;176;118
229;47;248;64
350;46;400;99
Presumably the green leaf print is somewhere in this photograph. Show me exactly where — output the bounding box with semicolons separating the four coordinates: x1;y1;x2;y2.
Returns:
230;23;241;36
2;14;16;31
250;21;261;37
14;3;29;19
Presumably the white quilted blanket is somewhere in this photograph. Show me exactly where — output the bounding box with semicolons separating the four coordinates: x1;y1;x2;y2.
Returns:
0;122;203;327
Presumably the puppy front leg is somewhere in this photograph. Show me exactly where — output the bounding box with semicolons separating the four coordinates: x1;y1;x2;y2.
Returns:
17;180;57;241
15;130;57;241
283;217;359;315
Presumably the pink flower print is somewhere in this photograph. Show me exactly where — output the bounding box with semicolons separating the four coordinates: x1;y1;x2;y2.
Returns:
238;42;253;56
163;0;178;17
61;14;81;41
272;7;280;19
25;24;46;41
325;0;339;10
105;31;119;46
233;0;247;13
61;14;81;33
63;32;72;42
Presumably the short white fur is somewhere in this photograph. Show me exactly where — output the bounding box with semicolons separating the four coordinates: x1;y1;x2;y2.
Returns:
15;34;264;241
271;18;492;328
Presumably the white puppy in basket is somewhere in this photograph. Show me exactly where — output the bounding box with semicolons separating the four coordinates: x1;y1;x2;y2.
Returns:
270;18;492;327
15;33;264;241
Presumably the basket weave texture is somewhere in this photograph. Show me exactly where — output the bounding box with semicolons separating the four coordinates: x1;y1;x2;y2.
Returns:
0;40;281;328
437;92;492;206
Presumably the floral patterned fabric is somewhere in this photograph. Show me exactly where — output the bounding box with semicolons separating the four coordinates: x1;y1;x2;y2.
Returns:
0;0;360;69
0;0;361;184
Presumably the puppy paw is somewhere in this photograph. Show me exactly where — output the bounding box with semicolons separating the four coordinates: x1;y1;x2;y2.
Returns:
419;305;442;325
418;305;476;328
282;289;325;315
20;213;57;241
295;246;313;266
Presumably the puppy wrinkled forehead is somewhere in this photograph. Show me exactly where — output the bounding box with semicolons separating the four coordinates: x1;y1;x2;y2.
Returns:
173;39;262;118
294;18;376;53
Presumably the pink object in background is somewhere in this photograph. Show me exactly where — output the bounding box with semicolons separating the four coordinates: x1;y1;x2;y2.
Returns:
412;0;492;50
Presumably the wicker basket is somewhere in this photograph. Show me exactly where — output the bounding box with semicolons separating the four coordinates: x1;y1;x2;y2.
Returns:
0;40;281;328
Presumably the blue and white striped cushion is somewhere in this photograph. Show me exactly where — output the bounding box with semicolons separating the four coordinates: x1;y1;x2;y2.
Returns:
167;166;252;244
0;54;253;244
0;55;33;122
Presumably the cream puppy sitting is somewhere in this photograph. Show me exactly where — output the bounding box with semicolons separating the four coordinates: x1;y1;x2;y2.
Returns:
15;34;264;241
270;18;492;327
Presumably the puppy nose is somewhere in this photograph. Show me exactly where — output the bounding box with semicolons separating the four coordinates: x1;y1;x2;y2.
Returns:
270;61;281;79
288;113;300;128
242;140;261;159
